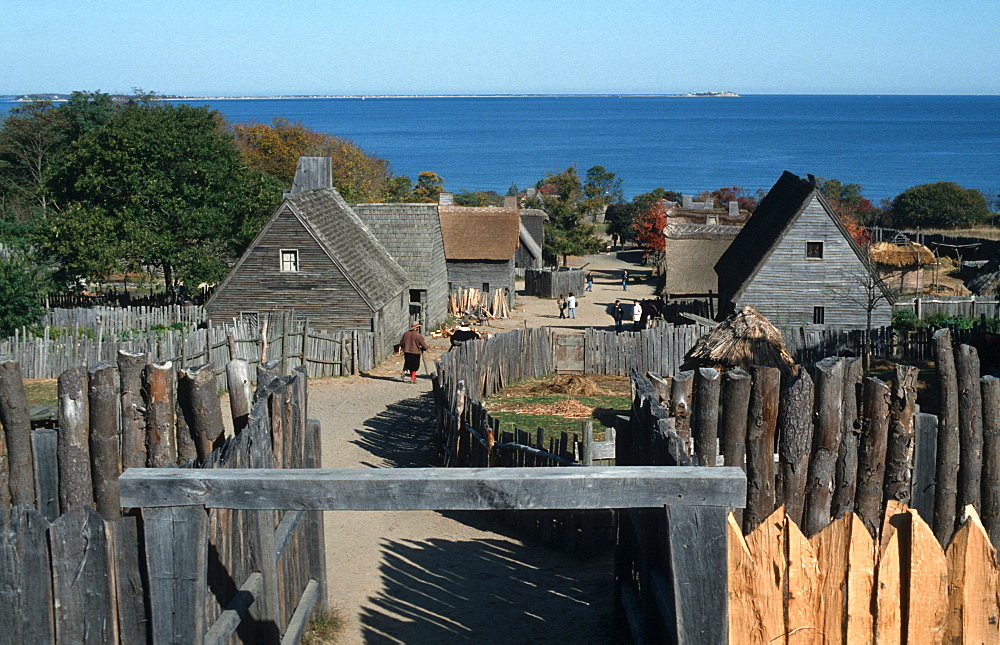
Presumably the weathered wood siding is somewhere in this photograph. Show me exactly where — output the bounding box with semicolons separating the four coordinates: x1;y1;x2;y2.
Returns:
735;196;891;329
352;203;449;331
207;206;378;331
447;259;515;295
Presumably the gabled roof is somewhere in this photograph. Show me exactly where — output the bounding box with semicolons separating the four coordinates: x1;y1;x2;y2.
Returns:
350;202;444;286
288;189;407;308
438;207;520;261
209;188;406;312
714;171;890;302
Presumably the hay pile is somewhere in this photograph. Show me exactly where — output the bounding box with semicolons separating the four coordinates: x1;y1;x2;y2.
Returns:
869;242;935;267
683;306;797;377
513;399;595;418
546;374;602;396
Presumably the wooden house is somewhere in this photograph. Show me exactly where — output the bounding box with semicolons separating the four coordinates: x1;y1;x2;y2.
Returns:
438;204;520;297
715;171;893;329
662;222;742;298
516;207;548;269
206;184;409;358
351;202;449;330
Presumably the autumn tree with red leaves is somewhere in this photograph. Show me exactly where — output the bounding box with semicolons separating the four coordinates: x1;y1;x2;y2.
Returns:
632;199;667;264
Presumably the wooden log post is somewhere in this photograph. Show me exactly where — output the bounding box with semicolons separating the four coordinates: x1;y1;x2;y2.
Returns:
670;370;695;455
0;410;9;512
854;377;891;536
955;344;984;516
117;351;148;470
581;419;594;466
981;376;1000;550
88;362;121;519
0;359;35;506
31;429;60;520
255;359;281;403
776;367;814;526
721;367;751;527
226;358;252;434
179;363;225;462
692;367;721;467
833;357;863;516
58;366;94;510
744;366;780;534
804;357;844;536
933;329;961;545
144;361;177;468
884;364;918;506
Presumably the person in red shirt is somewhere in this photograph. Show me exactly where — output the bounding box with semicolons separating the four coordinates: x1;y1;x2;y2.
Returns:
400;323;429;383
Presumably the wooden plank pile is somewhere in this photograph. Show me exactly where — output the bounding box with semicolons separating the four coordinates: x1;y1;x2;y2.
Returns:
447;287;510;319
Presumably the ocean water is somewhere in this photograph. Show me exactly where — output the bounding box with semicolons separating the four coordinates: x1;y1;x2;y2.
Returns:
3;95;998;202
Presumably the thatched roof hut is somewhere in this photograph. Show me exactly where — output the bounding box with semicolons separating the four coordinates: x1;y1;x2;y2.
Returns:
683;306;798;377
869;241;935;267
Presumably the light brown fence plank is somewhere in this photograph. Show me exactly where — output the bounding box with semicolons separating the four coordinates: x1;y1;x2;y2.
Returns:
809;513;851;643
905;509;948;644
846;513;876;643
785;515;822;643
945;506;1000;643
742;506;786;644
875;522;903;644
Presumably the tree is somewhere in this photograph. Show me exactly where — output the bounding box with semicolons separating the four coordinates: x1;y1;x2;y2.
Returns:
527;166;605;265
232;118;323;184
0;252;51;336
0;100;68;219
413;171;444;203
454;190;502;207
581;165;623;215
700;186;758;213
888;182;990;228
632;200;667;260
52;101;276;292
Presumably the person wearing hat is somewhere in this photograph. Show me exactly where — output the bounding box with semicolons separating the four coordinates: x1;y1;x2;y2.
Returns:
450;323;479;348
400;323;428;383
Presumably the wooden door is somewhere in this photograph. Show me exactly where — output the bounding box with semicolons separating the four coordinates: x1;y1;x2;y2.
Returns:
553;332;585;373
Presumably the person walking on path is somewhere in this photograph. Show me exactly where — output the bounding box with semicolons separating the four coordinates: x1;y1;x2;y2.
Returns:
612;299;624;333
557;295;567;319
566;293;577;318
621;270;629;291
586;271;594;291
399;323;428;383
631;300;642;331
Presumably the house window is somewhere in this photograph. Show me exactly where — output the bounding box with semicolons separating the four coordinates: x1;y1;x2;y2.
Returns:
483;283;490;293
813;306;825;324
806;242;824;259
280;249;299;272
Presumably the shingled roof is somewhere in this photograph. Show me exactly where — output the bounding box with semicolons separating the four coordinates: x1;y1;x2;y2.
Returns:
286;188;407;309
714;171;886;302
438;207;520;261
351;202;444;287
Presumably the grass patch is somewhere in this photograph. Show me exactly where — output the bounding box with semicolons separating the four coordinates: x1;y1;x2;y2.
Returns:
485;373;630;442
24;379;57;407
301;608;346;644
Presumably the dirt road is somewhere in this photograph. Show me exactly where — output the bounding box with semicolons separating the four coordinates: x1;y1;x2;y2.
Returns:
313;249;651;643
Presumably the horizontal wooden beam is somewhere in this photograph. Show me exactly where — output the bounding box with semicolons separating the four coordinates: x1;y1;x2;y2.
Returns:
120;466;746;511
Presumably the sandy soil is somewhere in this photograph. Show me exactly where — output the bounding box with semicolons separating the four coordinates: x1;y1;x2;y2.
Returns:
312;249;651;643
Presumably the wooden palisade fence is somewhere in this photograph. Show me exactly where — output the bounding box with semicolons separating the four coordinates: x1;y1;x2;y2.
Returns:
1;314;377;383
0;354;325;643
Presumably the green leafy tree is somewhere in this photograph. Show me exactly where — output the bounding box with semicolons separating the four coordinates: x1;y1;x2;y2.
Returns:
413;171;444;203
454;190;502;207
0;100;68;219
528;166;605;265
888;182;990;228
581;165;623;215
0;252;51;336
52;101;276;292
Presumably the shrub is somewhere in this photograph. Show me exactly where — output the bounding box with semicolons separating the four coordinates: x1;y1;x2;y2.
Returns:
891;309;919;332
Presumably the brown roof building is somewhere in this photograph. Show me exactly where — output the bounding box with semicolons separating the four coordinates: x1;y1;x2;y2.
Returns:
438;204;520;296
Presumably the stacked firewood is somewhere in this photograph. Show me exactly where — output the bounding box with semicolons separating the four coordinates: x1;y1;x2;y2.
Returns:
447;287;510;319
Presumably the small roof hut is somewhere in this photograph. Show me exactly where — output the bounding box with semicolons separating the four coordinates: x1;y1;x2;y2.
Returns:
683;306;798;377
868;241;935;268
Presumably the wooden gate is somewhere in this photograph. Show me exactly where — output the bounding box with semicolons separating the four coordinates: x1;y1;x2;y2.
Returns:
121;465;745;644
553;332;585;373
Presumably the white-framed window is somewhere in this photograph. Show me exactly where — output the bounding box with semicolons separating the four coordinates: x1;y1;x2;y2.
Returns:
280;249;299;272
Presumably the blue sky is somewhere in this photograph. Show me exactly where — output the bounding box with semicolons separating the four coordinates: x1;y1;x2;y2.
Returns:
2;0;997;96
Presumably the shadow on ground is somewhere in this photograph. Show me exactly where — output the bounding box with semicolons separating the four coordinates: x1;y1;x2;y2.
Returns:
352;390;437;468
358;535;614;644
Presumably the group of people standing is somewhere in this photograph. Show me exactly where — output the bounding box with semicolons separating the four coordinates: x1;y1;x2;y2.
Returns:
557;293;578;319
612;299;643;333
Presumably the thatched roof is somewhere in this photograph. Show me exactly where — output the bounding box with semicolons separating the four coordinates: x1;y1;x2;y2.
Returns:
683;306;798;377
869;241;935;267
438;207;520;261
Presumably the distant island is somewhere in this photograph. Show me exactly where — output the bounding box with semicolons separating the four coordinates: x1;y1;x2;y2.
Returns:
10;92;740;102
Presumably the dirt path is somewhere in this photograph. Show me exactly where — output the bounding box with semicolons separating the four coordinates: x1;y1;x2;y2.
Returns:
313;249;650;643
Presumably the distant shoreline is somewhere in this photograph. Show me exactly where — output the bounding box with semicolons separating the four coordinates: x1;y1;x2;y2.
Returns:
7;92;741;102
